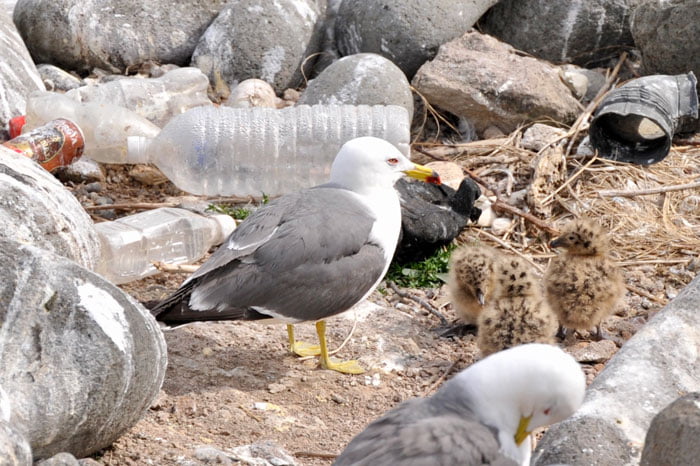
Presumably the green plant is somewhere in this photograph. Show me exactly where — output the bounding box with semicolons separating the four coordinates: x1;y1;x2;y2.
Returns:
206;203;251;220
386;244;455;288
206;193;270;220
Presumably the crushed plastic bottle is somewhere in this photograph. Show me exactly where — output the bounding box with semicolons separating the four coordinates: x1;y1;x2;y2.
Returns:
126;104;411;196
94;207;236;284
24;91;161;163
2;118;84;171
65;67;212;127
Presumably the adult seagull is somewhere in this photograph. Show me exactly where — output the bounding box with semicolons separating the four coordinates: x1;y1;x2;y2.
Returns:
333;344;586;465
150;137;440;373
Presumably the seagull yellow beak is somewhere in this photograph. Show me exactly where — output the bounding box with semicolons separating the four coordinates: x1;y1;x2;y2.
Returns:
404;163;441;185
514;415;532;445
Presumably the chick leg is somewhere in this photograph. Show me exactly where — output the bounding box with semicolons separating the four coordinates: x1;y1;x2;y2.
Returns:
316;320;365;374
287;324;321;357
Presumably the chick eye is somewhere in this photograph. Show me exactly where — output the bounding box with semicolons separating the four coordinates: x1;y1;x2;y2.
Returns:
543;408;551;416
387;157;399;165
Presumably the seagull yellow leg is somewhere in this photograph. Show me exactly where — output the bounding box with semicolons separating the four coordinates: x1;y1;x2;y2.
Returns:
316;320;365;374
287;324;321;357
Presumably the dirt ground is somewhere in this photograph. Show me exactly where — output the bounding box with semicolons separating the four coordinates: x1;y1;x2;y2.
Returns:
62;152;695;465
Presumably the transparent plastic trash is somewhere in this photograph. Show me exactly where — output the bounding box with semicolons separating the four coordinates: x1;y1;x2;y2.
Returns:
65;67;212;126
24;91;161;164
94;207;235;284
126;104;411;196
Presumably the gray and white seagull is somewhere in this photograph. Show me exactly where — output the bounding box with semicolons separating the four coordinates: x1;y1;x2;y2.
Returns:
150;136;440;373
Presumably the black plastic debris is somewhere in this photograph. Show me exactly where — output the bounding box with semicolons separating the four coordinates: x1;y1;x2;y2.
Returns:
394;177;481;264
589;71;698;165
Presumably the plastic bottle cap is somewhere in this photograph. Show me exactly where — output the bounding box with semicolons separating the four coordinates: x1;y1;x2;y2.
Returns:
211;214;237;243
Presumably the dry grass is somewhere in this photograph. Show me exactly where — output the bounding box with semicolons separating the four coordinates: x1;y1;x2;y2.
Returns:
416;123;699;308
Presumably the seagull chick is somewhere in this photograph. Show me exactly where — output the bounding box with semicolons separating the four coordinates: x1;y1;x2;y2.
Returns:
447;244;502;326
150;137;440;374
477;256;558;356
544;218;625;340
333;344;586;466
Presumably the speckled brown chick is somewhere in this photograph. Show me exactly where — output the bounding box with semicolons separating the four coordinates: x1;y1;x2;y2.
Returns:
476;256;558;356
447;245;502;325
544;218;625;339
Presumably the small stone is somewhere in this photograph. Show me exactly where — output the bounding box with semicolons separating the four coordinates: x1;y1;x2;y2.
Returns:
194;446;234;465
84;182;102;193
331;394;347;404
267;383;287;394
521;123;568;152
565;340;617;363
226;440;297;466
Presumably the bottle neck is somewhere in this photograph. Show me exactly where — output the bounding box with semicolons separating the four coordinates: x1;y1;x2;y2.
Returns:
125;136;153;163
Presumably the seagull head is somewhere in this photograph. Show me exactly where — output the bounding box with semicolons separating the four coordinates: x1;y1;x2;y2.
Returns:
452;344;585;465
549;218;610;256
330;137;440;193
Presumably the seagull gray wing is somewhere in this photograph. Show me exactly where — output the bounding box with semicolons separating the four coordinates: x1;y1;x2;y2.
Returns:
333;398;518;466
152;185;389;323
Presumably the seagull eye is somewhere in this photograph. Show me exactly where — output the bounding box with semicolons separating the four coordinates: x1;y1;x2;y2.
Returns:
543;408;551;416
387;158;399;165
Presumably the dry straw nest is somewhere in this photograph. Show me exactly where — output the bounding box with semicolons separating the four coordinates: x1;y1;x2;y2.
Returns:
411;94;699;310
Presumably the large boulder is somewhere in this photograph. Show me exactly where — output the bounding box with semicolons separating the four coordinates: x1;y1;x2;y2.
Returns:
0;239;168;459
631;0;700;77
0;9;44;140
334;0;498;78
192;0;324;94
0;147;100;269
481;0;634;66
298;53;414;118
412;31;582;135
13;0;227;73
532;273;700;465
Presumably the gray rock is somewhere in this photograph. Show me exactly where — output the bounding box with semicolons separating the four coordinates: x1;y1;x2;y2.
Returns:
53;158;105;186
35;452;79;466
532;274;700;466
565;340;618;364
0;240;168;459
192;0;324;94
0;420;32;466
631;0;700;77
194;446;234;465
0;147;100;270
335;0;498;78
36;64;82;92
412;32;581;135
299;53;414;118
13;0;227;74
0;9;44;140
481;0;634;66
226;440;297;466
640;393;700;466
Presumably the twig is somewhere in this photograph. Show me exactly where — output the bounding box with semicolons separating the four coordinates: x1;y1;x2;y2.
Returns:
625;283;666;304
541;154;599;205
387;281;448;326
618;259;691;267
421;359;460;396
492;199;559;236
564;52;628;156
474;229;545;274
294;451;339;459
152;262;199;274
84;201;180;211
598;180;700;197
238;405;263;423
297;317;359;361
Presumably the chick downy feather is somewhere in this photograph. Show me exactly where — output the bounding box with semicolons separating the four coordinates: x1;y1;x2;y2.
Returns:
448;245;502;325
477;256;558;356
544;218;625;334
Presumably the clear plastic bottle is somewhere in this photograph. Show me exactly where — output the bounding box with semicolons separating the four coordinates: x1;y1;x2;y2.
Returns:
65;67;212;127
126;104;410;196
24;91;161;164
94;207;236;285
